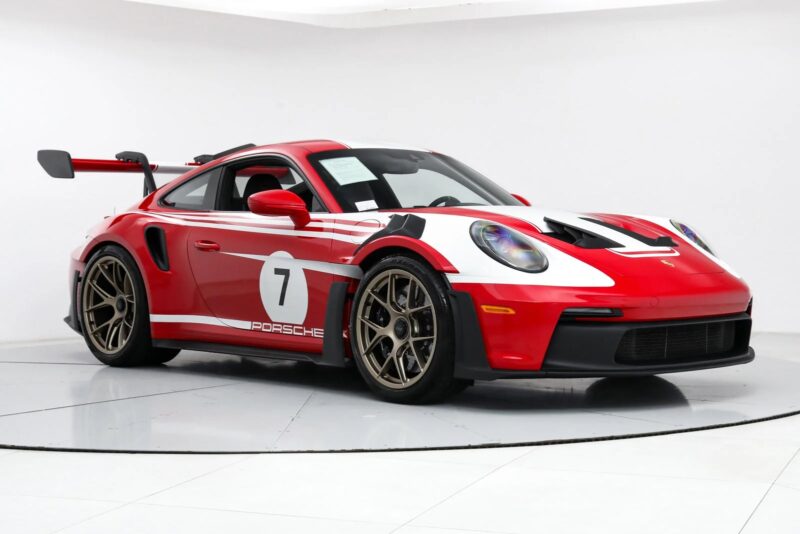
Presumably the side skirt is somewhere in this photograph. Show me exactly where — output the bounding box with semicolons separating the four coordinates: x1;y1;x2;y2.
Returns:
151;339;350;367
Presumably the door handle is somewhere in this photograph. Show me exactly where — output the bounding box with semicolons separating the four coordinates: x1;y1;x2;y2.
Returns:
194;240;220;252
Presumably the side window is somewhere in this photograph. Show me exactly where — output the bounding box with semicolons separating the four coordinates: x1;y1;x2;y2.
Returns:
162;170;217;211
218;159;326;213
232;167;301;199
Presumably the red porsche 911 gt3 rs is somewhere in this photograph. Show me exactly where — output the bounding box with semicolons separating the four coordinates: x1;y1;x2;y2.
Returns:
38;140;754;403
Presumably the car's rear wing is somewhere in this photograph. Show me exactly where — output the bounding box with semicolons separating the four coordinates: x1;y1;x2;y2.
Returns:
37;149;197;197
37;144;256;197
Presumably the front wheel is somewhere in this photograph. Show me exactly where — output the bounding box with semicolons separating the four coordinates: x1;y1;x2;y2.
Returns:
80;245;180;366
350;254;468;404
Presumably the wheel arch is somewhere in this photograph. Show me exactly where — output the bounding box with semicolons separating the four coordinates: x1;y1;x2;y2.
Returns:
341;241;455;360
351;236;457;275
79;235;155;307
81;238;131;264
348;244;464;403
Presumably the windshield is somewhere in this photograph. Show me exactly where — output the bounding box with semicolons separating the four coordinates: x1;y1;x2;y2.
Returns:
308;149;522;212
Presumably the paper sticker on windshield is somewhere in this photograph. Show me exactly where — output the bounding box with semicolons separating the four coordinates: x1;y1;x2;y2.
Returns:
319;157;378;186
355;200;378;211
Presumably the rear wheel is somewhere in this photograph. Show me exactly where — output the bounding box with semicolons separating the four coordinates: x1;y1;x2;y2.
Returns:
80;245;179;366
350;254;469;404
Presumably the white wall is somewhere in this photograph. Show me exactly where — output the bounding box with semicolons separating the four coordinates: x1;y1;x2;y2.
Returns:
1;0;798;341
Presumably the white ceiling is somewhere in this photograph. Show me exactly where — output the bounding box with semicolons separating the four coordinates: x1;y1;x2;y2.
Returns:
124;0;719;28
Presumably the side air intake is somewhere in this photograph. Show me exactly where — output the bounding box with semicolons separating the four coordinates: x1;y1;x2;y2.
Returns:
144;226;170;271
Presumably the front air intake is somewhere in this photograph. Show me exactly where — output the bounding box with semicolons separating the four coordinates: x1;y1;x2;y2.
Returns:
615;318;751;364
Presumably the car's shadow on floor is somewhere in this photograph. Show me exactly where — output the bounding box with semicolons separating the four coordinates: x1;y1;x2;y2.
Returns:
455;376;690;411
148;350;692;411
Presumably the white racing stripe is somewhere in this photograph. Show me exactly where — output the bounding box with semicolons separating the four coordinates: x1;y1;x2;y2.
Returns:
132;207;692;289
223;253;363;278
150;314;252;330
142;212;374;243
610;249;680;258
417;212;616;287
156;212;382;233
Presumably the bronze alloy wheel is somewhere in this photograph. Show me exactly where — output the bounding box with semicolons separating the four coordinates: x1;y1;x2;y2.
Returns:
81;256;136;355
354;268;437;390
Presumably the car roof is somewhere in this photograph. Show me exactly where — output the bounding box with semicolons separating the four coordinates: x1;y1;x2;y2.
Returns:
233;139;431;158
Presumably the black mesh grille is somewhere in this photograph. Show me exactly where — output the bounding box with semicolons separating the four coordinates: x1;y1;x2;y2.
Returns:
615;320;745;364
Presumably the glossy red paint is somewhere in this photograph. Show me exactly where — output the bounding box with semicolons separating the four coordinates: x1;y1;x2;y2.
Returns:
62;140;752;374
454;268;750;371
73;159;155;173
247;189;311;228
72;159;200;173
511;193;531;206
181;216;334;353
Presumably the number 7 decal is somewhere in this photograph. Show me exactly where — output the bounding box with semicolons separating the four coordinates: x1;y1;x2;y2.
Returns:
258;251;309;324
274;268;290;306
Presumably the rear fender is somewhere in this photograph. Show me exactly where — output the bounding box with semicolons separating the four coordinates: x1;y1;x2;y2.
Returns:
78;213;212;323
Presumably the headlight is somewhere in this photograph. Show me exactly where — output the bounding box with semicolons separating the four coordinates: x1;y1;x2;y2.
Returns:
470;221;548;273
670;220;714;255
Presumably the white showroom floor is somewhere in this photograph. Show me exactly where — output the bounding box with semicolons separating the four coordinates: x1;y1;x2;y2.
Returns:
1;332;798;533
0;413;798;534
1;334;796;453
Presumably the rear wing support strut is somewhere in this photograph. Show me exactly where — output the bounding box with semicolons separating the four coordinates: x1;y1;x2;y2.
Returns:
115;151;156;196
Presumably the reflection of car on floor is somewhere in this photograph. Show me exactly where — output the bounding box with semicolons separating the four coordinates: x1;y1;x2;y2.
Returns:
38;140;754;403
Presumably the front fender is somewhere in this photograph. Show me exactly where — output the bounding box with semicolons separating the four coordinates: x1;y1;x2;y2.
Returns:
350;235;458;273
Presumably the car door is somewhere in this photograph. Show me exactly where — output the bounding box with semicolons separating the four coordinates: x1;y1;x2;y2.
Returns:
185;157;336;353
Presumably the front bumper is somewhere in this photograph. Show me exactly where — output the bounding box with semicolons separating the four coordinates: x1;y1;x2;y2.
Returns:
451;272;752;372
537;313;753;377
450;291;754;380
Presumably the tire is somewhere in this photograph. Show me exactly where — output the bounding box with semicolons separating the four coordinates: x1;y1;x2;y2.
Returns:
80;245;180;366
350;254;468;404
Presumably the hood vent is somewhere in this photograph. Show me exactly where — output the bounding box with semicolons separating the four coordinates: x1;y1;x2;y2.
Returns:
580;217;677;248
543;218;622;249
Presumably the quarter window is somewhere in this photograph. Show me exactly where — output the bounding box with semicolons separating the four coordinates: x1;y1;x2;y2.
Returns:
162;170;217;211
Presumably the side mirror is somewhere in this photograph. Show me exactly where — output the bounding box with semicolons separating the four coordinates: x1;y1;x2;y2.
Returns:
247;189;310;228
511;193;531;206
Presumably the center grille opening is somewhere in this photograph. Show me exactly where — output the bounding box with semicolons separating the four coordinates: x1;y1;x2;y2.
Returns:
615;320;749;365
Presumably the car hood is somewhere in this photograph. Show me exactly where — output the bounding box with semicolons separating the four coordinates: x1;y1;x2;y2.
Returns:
408;205;729;278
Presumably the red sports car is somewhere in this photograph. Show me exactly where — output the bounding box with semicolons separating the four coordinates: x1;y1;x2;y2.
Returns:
38;140;754;403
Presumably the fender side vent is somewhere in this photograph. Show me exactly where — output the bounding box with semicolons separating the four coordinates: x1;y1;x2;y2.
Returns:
145;226;170;271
